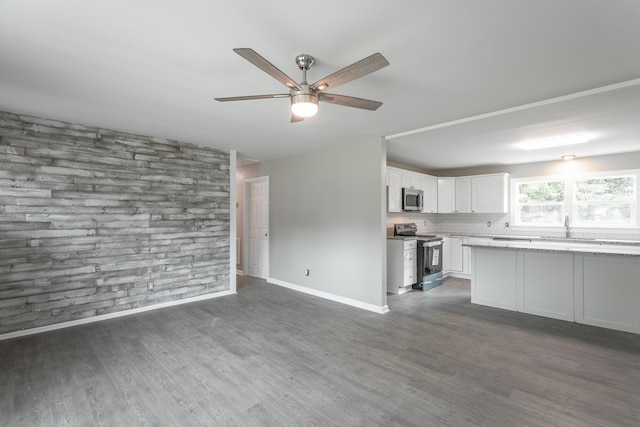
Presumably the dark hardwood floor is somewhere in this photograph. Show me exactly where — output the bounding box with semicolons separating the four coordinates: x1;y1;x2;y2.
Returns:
2;276;640;426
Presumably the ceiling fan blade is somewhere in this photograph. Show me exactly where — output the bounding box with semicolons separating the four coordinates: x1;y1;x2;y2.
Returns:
310;53;389;92
291;114;304;123
318;93;383;110
215;94;290;102
233;48;301;90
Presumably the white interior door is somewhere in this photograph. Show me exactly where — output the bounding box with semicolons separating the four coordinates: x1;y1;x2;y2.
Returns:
247;177;269;279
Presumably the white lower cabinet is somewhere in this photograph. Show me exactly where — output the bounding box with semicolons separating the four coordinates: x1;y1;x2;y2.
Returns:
444;236;470;279
518;251;574;322
576;255;640;333
471;248;517;310
447;236;463;272
387;239;417;294
471;247;640;334
473;248;573;317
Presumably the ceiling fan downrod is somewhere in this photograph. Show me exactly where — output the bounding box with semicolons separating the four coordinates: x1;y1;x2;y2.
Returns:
291;54;318;117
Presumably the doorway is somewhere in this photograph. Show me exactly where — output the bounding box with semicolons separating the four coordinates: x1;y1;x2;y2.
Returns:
244;176;269;279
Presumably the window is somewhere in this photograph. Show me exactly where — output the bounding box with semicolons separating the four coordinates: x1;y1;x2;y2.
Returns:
516;180;565;225
513;171;638;228
574;176;635;226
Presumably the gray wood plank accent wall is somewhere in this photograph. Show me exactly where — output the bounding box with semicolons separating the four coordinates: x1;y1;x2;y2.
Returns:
0;111;231;335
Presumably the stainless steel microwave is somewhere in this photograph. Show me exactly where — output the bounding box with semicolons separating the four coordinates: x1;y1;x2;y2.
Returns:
402;188;423;211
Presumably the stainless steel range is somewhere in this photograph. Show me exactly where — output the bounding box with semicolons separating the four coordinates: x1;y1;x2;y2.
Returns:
394;223;444;291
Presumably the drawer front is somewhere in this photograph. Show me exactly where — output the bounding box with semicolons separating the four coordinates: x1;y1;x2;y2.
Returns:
403;249;415;267
404;240;417;250
403;266;417;286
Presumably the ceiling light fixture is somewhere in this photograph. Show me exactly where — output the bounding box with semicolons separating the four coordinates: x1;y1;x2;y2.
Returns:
291;91;318;118
520;134;589;150
561;154;576;161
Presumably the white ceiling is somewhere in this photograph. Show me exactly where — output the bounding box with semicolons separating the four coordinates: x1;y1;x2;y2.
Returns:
1;1;639;170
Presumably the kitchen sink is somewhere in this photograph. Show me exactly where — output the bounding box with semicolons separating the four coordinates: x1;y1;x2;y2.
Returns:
492;236;539;241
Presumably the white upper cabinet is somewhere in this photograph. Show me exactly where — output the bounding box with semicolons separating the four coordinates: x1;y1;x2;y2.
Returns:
437;174;509;214
471;173;509;213
438;177;471;213
455;177;472;213
387;167;402;213
421;175;438;213
389;167;438;213
437;178;456;213
401;170;422;189
388;167;509;214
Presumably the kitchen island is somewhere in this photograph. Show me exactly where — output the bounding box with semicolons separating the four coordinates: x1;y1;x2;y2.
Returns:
465;237;640;334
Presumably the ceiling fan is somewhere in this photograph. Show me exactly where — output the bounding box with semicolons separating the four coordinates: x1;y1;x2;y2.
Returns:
215;48;389;122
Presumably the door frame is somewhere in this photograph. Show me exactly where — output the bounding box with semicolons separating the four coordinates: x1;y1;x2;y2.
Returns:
243;175;269;279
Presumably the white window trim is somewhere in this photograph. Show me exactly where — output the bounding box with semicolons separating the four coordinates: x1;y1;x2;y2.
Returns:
510;169;640;230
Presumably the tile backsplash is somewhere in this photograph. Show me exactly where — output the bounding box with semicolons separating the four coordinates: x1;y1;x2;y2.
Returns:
386;212;436;236
434;213;511;236
387;212;640;241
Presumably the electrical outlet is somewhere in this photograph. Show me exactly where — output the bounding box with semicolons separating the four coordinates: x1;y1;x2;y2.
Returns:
147;281;154;291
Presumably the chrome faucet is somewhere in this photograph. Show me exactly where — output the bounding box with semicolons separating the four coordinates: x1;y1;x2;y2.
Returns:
564;214;570;238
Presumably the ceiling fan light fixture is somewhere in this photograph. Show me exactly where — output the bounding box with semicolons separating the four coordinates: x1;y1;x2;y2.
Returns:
291;93;318;118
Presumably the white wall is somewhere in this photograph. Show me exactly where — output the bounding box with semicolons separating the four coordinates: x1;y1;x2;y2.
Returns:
241;137;388;311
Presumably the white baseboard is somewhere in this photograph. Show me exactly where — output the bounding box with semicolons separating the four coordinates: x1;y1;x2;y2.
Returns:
0;290;236;341
268;278;389;314
444;272;471;280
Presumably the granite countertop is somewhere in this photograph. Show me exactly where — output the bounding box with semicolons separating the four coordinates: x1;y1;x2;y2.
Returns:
464;237;640;256
389;232;640;254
